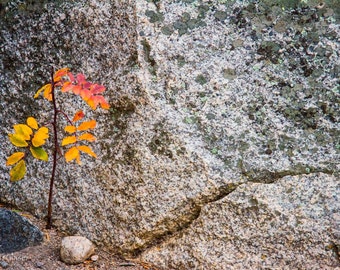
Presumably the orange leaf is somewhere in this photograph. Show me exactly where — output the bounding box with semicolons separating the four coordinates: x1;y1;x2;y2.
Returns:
101;101;110;109
72;111;85;122
53;67;70;83
64;146;79;163
77;120;96;131
64;125;77;134
43;84;53;101
100;98;110;110
86;98;96;110
72;85;82;95
60;81;73;92
32;127;49;147
87;95;110;110
78;133;96;142
6;152;25;166
79;89;92;101
61;136;77;146
78;145;97;158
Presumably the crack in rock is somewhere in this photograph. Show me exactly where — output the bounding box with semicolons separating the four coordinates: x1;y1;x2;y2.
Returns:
133;183;240;256
239;159;336;184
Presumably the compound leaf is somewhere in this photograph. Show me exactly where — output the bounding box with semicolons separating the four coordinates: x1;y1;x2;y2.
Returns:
30;147;48;161
10;160;26;182
6;152;25;166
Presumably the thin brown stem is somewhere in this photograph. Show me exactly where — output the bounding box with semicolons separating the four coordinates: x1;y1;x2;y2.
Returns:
46;68;58;229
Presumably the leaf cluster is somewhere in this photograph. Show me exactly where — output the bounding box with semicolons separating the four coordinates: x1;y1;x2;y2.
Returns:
6;68;110;181
6;117;49;181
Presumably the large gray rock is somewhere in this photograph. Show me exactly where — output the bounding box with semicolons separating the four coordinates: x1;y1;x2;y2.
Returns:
0;0;339;268
0;208;43;253
140;173;340;269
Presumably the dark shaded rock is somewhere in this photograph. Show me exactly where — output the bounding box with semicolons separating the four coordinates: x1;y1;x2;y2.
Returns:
0;208;43;253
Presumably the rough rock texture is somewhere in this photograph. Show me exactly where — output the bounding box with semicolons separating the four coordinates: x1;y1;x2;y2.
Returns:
0;208;43;253
141;173;340;269
0;0;339;269
60;236;95;265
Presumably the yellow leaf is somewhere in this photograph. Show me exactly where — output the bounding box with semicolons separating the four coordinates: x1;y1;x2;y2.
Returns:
78;133;96;142
34;84;52;100
32;127;49;147
61;136;77;146
13;124;33;140
78;145;97;158
34;84;46;98
6;152;25;166
30;147;48;161
64;146;79;162
10;160;26;181
77;120;96;131
27;117;38;129
64;125;77;134
9;134;28;147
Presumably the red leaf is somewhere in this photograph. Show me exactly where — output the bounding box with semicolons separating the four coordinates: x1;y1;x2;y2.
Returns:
72;111;85;122
68;72;75;82
90;84;105;94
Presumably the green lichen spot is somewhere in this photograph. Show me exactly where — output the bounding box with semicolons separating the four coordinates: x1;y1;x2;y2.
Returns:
195;74;208;85
161;25;174;36
145;10;164;23
173;20;188;35
214;10;228;21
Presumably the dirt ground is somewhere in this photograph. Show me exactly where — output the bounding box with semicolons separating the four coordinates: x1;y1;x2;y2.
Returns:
0;204;162;270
